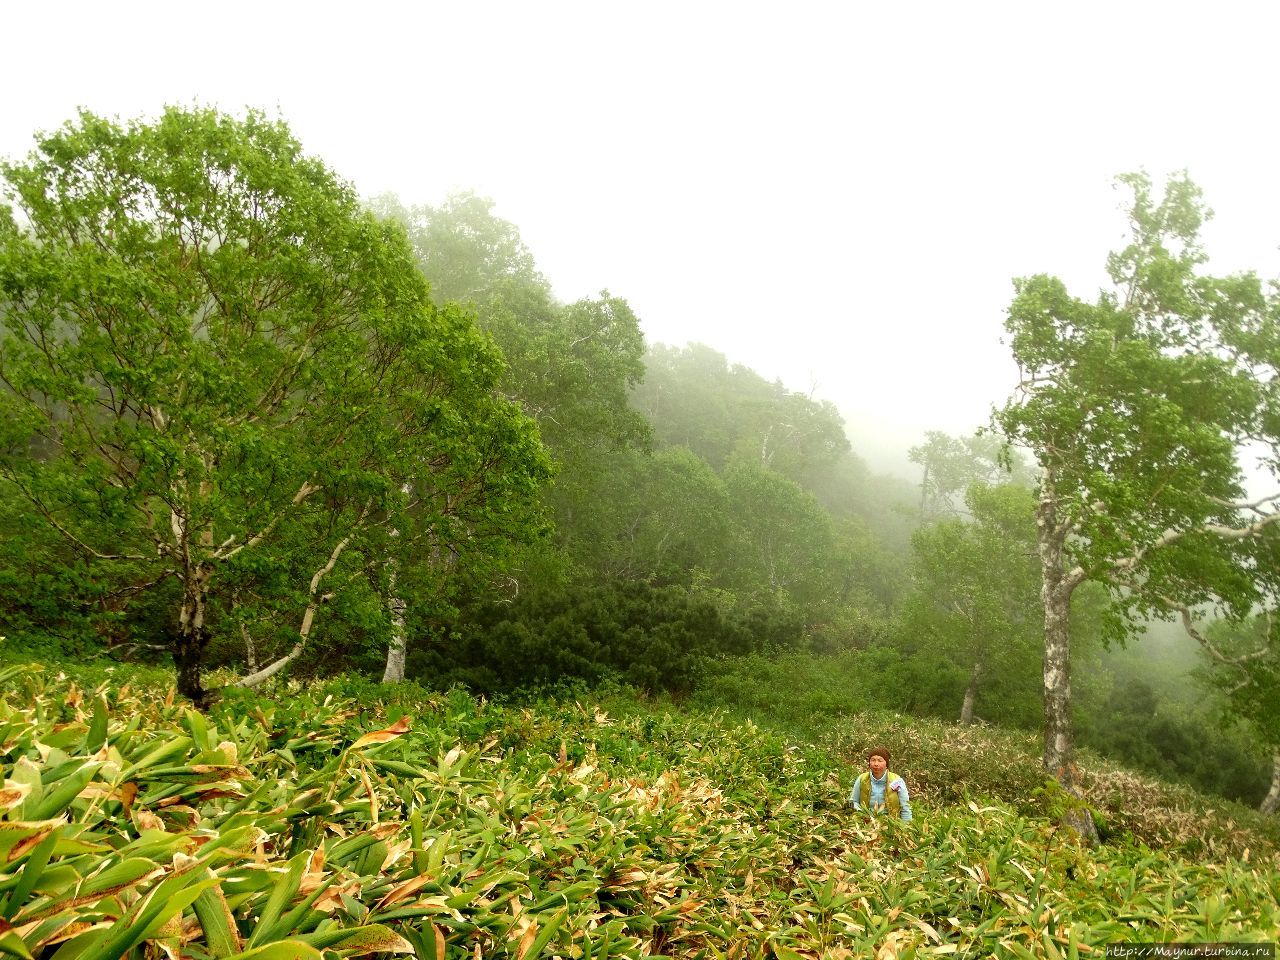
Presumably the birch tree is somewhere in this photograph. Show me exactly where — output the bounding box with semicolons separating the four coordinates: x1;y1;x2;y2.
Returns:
908;430;1032;520
994;172;1280;838
903;482;1042;725
0;107;548;704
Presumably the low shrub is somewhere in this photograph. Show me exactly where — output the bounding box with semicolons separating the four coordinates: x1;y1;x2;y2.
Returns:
0;659;1276;959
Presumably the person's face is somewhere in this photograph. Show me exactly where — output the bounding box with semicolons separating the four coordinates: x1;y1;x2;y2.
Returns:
868;754;887;777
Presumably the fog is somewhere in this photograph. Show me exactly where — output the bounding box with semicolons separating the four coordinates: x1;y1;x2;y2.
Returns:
5;1;1280;478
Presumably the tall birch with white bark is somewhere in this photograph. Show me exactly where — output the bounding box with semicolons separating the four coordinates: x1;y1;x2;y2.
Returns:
995;172;1280;836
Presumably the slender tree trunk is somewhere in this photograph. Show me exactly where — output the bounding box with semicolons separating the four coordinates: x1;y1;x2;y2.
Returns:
1035;475;1098;844
381;484;411;684
235;599;318;688
1041;580;1075;781
241;623;258;673
174;569;213;709
1261;750;1280;815
236;519;362;690
959;661;982;725
381;574;407;683
168;476;218;708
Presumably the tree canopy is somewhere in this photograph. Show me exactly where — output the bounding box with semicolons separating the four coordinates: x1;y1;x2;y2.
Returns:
0;107;550;704
994;171;1280;830
902;482;1043;725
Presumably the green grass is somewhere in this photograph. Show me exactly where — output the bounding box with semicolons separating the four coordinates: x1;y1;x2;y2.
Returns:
0;656;1275;959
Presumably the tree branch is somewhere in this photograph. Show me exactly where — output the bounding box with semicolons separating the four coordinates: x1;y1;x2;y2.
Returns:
232;498;370;688
1155;594;1271;667
0;470;149;561
216;480;321;560
1110;507;1280;576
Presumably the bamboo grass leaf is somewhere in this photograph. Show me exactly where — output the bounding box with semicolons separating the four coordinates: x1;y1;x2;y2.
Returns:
3;828;59;919
0;931;33;960
223;941;323;960
74;870;218;960
246;852;310;948
191;869;241;957
350;718;411;752
30;763;100;822
297;924;414;953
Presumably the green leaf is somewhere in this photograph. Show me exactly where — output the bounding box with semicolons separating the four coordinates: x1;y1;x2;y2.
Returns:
192;869;241;957
3;826;60;918
246;851;310;947
0;930;33;960
519;907;568;960
30;760;100;822
0;819;66;863
76;869;219;960
9;758;43;822
86;698;108;754
297;924;413;953
231;942;323;960
118;737;194;779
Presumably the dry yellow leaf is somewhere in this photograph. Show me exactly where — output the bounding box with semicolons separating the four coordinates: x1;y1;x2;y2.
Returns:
351;716;412;751
0;780;32;812
515;917;538;960
375;872;433;910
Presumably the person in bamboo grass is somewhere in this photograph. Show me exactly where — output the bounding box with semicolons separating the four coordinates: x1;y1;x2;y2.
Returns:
847;746;913;821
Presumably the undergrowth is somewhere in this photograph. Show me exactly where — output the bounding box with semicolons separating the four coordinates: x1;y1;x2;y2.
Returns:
0;658;1275;959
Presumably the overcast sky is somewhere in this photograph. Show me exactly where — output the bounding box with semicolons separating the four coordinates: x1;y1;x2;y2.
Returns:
5;1;1280;474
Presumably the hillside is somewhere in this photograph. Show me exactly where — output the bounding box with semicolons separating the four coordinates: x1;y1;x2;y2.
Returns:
0;660;1276;959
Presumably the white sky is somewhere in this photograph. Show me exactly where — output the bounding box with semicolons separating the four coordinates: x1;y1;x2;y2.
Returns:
5;1;1280;474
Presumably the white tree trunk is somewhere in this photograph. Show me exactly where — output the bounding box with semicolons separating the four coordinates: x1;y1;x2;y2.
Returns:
236;524;356;689
1035;474;1098;844
241;622;258;673
381;571;407;683
959;661;981;725
1261;750;1280;815
381;484;411;684
1037;489;1074;779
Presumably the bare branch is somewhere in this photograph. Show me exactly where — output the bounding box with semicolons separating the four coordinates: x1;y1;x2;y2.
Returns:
232;499;370;688
216;480;321;560
0;470;149;561
1155;593;1271;667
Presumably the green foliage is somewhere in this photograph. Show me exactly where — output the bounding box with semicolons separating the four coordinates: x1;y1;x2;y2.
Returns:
626;340;912;627
413;581;804;696
1078;671;1271;807
368;191;673;680
549;446;730;584
998;172;1280;625
718;462;836;606
0;659;1276;960
1201;615;1280;750
0;109;549;700
633;343;849;483
994;171;1280;784
692;649;962;735
908;430;1032;519
371;191;650;485
899;482;1043;723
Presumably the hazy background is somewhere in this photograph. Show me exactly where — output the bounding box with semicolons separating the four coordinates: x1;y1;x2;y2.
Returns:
4;0;1280;474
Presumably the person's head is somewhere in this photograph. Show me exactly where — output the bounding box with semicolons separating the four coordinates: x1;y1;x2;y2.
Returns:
866;747;889;777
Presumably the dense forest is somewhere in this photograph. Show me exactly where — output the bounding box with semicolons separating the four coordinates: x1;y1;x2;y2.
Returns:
1;108;1277;817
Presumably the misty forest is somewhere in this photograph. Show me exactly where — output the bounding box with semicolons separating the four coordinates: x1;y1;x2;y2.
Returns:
1;107;1278;956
